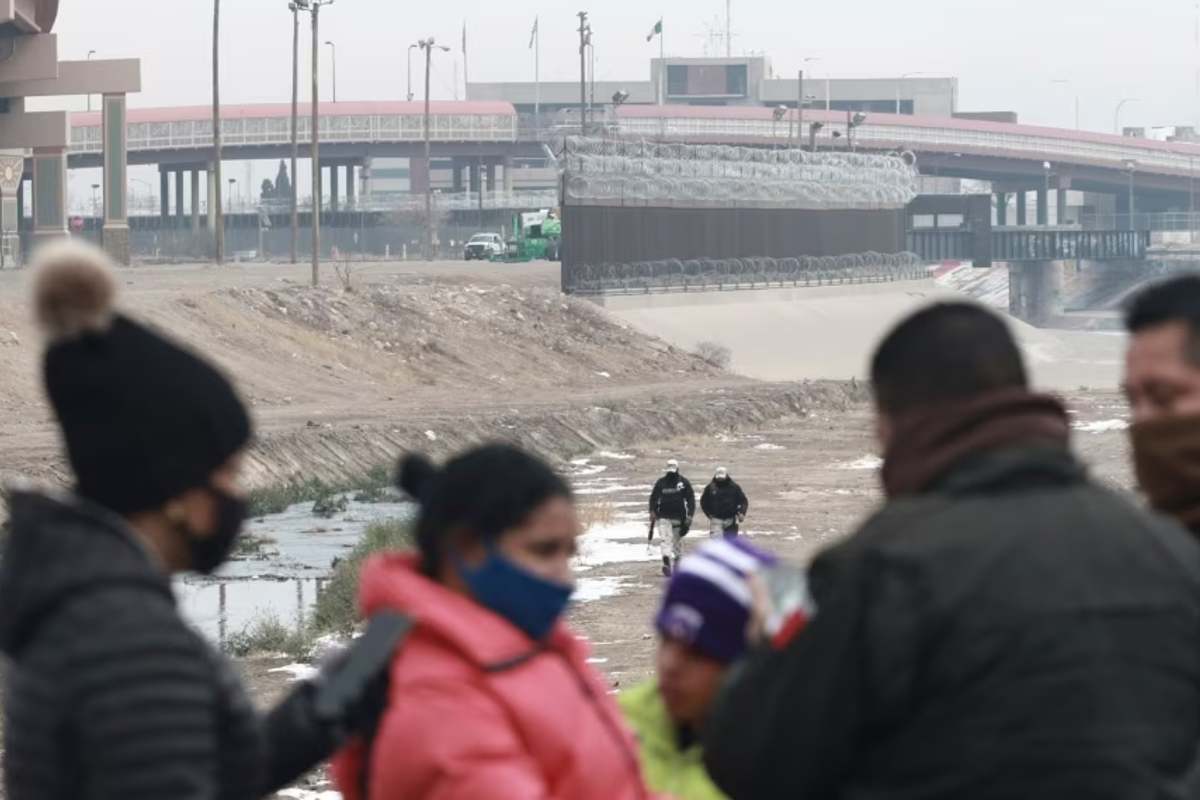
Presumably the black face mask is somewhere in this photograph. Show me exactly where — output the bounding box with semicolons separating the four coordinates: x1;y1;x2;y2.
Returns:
179;486;248;575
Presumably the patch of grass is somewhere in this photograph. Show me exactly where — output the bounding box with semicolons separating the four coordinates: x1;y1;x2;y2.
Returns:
223;613;314;660
233;532;277;559
310;519;415;636
312;493;350;518
247;464;395;518
353;486;387;504
578;498;617;529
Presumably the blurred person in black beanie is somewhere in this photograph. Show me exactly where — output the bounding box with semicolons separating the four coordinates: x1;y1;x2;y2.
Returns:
0;241;396;800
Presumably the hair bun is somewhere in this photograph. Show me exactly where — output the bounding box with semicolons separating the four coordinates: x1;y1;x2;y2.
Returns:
396;453;438;501
32;240;117;342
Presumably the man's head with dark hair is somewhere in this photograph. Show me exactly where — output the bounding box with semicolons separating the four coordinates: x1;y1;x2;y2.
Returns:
870;302;1028;424
1124;276;1200;425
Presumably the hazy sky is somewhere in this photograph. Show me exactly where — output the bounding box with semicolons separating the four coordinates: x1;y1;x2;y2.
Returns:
48;0;1200;134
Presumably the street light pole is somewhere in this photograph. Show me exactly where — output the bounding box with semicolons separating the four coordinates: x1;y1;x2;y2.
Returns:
308;0;337;286
325;40;337;102
896;72;927;115
86;50;96;112
577;11;589;134
289;1;303;265
212;0;224;265
588;31;595;122
1114;97;1139;135
407;44;417;101
418;38;451;261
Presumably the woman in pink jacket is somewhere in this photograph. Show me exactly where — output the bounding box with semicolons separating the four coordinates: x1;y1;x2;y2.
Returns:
332;444;660;800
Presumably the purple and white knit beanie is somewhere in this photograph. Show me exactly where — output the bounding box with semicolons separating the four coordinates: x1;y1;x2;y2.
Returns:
655;538;777;664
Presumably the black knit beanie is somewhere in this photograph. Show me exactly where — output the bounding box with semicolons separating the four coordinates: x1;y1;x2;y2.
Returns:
34;241;252;516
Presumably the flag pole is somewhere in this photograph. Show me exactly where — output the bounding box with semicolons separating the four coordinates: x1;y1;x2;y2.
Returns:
658;18;665;139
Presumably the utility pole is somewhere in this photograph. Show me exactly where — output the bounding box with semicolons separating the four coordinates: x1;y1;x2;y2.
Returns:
424;38;433;261
418;38;450;261
310;1;326;286
577;11;589;135
289;2;302;265
797;70;804;147
213;0;224;265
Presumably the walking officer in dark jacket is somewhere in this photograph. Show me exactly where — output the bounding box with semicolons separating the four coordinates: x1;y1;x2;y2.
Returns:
704;302;1200;800
700;467;749;538
0;242;397;800
649;459;696;577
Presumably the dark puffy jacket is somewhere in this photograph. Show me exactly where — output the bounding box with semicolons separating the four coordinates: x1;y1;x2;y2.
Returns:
704;446;1200;800
0;491;328;800
649;474;696;521
700;478;749;521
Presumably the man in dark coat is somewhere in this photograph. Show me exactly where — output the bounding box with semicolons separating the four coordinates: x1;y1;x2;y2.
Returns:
699;467;749;538
704;302;1200;800
649;459;696;577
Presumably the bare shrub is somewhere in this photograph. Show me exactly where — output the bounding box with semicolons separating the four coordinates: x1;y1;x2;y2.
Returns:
695;340;732;370
334;260;355;293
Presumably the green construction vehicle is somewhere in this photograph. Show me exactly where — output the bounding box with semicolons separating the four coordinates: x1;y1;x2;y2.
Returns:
500;209;562;262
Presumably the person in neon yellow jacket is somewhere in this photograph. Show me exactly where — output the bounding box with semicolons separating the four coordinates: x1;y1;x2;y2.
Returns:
620;538;777;800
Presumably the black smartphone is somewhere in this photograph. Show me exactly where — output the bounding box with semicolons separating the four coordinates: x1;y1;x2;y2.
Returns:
313;611;414;722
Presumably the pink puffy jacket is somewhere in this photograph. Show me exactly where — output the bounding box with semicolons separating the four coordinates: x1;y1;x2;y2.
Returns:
331;553;660;800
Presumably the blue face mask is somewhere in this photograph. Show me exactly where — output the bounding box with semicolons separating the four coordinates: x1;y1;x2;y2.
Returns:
458;548;574;641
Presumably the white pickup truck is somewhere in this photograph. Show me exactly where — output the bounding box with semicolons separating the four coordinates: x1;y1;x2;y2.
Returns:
463;233;505;261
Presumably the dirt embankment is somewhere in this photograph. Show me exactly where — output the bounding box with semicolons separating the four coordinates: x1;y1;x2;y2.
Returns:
0;262;845;491
246;379;868;487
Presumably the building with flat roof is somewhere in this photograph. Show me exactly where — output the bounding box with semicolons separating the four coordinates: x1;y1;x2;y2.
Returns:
468;55;957;118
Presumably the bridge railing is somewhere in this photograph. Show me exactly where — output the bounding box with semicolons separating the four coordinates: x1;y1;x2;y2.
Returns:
1079;212;1200;232
991;229;1149;261
70;112;519;155
614;116;1200;177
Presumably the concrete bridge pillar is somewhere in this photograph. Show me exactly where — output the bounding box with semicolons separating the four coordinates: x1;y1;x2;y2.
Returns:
206;163;217;230
160;168;170;220
1008;260;1064;327
32;146;68;245
485;161;497;196
1016;191;1027;226
174;168;185;226
1054;175;1071;226
1036;186;1049;226
468;161;481;194
344;164;355;207
191;169;201;233
329;164;340;213
101;93;130;264
502;156;514;195
996;191;1009;226
451;159;464;192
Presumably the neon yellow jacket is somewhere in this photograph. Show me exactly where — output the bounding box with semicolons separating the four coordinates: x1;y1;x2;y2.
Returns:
619;681;729;800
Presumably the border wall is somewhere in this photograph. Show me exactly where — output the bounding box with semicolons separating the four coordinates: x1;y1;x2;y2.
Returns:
560;137;918;293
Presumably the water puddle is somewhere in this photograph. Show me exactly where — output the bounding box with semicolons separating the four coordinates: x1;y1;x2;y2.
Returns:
179;495;415;642
183;457;660;644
